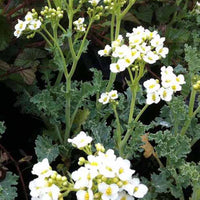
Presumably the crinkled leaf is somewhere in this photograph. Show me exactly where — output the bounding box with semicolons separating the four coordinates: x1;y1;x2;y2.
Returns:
35;135;59;163
0;121;6;138
185;44;200;74
0;172;18;200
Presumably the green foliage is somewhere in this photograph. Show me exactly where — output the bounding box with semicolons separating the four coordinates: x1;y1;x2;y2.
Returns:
30;85;65;124
0;121;6;138
185;44;200;75
35;135;59;163
0;15;12;51
14;48;47;68
0;172;18;200
149;131;191;167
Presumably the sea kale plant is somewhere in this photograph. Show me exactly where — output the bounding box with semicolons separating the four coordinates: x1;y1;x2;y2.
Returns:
1;0;200;199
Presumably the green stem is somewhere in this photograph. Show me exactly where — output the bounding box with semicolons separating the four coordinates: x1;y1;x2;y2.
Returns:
42;27;68;78
180;89;197;135
110;13;115;42
134;104;149;122
47;0;51;7
121;0;136;18
64;78;71;143
38;31;53;47
55;125;63;144
112;104;122;148
54;71;63;85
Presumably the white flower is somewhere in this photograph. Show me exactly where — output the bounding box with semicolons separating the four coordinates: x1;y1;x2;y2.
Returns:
128;35;143;47
115;157;135;181
116;191;135;200
31;158;52;178
72;167;94;189
125;178;148;198
14;29;22;38
158;87;173;102
42;184;60;200
85;155;102;171
150;35;165;48
161;73;176;88
143;51;159;64
99;159;117;178
143;79;160;93
98;149;116;161
112;45;131;58
68;131;93;149
29;20;41;30
73;18;86;32
76;189;94;200
111;35;123;48
29;177;48;197
73;17;85;26
169;82;182;92
156;46;169;58
146;91;160;105
110;59;126;73
15;19;27;31
25;12;34;23
98;183;119;200
98;45;112;57
136;43;151;54
175;74;185;85
108;90;118;100
99;92;110;104
88;0;100;6
161;66;174;77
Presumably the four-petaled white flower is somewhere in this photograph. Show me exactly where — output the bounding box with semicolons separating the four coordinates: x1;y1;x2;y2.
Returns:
31;158;52;178
68;131;93;149
76;189;94;200
98;183;119;200
98;92;110;104
125;178;148;198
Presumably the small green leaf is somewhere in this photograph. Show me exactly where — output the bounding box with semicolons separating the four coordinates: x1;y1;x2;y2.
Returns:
0;172;18;200
35;135;59;163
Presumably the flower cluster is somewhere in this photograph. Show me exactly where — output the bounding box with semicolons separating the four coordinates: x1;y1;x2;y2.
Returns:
98;90;118;104
98;26;169;73
68;132;148;200
40;6;64;19
143;66;185;105
193;79;200;91
29;158;66;200
103;0;126;11
14;10;41;38
73;18;86;32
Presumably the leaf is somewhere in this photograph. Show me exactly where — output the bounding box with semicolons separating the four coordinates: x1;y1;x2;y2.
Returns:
35;135;59;163
14;48;47;68
155;5;176;23
0;121;6;139
184;44;200;74
0;172;18;200
0;60;10;71
0;15;12;51
141;134;154;158
134;5;153;24
18;67;37;85
73;108;90;133
122;12;141;24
